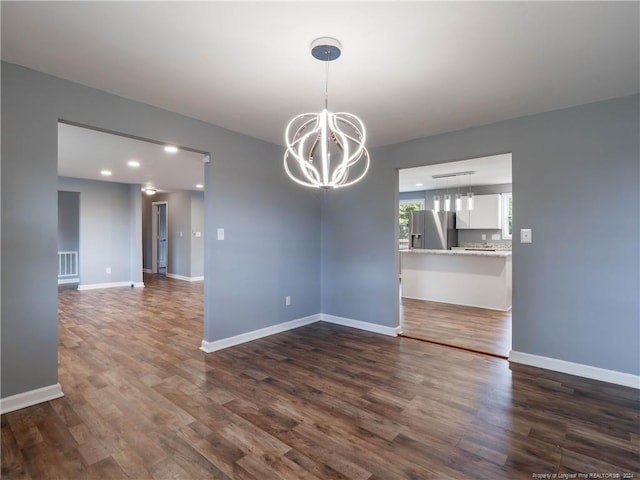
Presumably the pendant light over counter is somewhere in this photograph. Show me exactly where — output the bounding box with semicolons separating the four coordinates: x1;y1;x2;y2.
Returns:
431;170;476;212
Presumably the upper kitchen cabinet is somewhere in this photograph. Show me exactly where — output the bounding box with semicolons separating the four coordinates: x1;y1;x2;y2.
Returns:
456;194;502;229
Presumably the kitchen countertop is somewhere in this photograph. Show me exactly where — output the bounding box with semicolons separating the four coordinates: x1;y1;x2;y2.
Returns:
401;248;512;258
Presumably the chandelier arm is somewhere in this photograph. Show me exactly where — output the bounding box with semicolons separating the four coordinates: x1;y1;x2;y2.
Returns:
284;140;321;185
285;147;323;186
327;116;352;184
329;132;345;152
329;129;368;173
330;129;363;161
287;115;324;186
295;129;324;185
335;115;367;141
333;150;370;188
309;136;320;160
333;116;367;162
284;154;321;188
285;115;318;158
319;110;330;185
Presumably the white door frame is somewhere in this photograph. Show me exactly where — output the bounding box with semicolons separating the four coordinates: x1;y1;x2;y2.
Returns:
151;201;168;274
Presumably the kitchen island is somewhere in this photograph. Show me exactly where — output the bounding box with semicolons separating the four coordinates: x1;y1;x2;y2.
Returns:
400;249;512;311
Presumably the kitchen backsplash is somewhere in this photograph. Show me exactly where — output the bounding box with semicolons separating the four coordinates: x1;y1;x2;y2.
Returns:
459;241;512;251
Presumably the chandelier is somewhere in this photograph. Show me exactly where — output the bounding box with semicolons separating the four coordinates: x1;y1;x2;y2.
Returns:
284;37;370;189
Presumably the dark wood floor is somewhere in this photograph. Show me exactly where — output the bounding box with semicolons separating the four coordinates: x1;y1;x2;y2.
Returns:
2;274;638;479
400;297;512;358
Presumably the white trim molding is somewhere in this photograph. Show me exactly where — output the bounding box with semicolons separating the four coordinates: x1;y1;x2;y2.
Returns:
133;282;145;288
166;273;204;282
200;313;400;354
200;314;321;353
142;268;153;274
78;281;136;291
0;383;64;414
320;313;400;337
509;351;640;389
57;277;79;285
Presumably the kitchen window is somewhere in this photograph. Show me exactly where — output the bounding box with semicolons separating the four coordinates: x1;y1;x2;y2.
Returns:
502;193;513;239
399;198;425;249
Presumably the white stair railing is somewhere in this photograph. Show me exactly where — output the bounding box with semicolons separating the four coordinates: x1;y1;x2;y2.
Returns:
58;251;78;281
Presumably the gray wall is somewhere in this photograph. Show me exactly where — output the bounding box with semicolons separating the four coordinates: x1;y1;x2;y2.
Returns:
1;62;321;398
58;177;138;286
190;191;204;278
141;190;204;278
323;95;639;375
57;191;79;253
151;191;192;277
129;184;143;285
142;192;152;270
401;183;513;244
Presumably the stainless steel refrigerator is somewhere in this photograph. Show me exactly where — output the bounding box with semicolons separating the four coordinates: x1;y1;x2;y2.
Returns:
409;210;457;250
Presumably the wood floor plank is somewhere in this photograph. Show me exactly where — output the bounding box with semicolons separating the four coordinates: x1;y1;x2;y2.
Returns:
401;297;511;357
1;273;638;479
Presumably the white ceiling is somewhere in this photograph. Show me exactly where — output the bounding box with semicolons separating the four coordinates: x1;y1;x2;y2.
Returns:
2;2;638;148
58;123;205;192
399;154;512;193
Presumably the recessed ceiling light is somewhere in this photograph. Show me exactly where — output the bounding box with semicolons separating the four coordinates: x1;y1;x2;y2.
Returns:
416;183;423;186
164;145;178;153
195;184;204;189
100;170;112;176
127;160;140;168
143;187;156;196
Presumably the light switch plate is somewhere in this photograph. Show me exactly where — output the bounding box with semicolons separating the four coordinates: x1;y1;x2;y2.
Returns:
521;228;532;243
217;228;224;241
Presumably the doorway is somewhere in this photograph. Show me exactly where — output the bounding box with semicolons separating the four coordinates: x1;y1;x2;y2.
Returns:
397;153;513;358
151;201;168;274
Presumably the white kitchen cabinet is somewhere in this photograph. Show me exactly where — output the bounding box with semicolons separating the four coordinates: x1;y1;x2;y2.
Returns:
455;197;470;228
456;194;502;229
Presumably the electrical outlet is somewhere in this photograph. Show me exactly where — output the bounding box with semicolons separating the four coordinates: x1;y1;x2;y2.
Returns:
491;233;501;240
217;228;224;240
285;296;291;306
106;267;111;274
481;234;487;240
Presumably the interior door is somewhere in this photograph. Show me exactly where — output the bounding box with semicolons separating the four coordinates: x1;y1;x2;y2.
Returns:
151;202;168;274
157;203;167;272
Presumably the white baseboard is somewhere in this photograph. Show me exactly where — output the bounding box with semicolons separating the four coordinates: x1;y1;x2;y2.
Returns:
509;351;640;389
78;281;135;291
0;383;64;414
57;277;79;285
320;313;400;337
78;282;144;290
201;314;321;353
166;273;204;282
142;268;153;274
201;313;400;354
